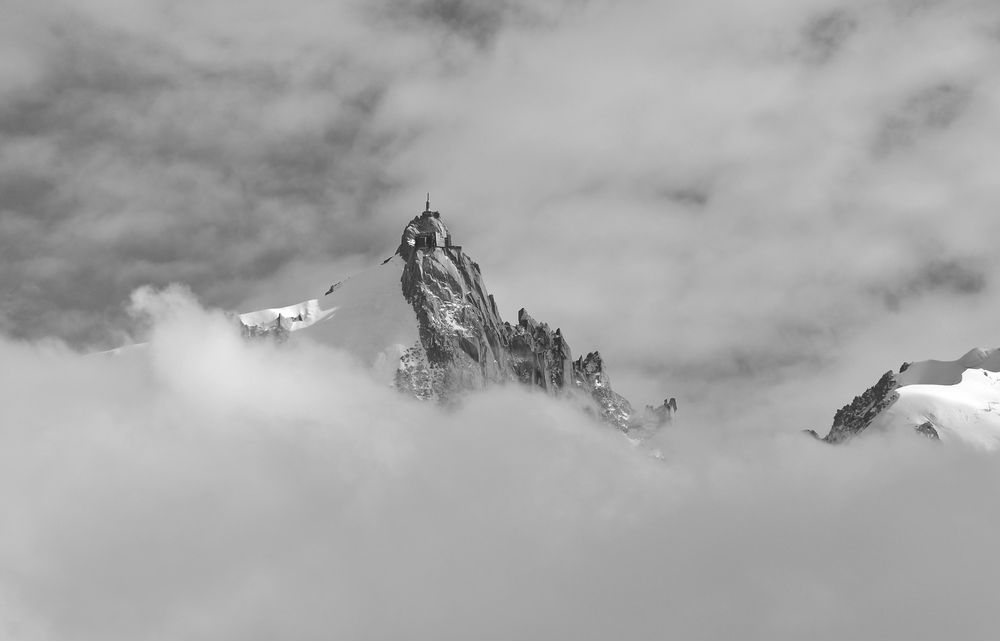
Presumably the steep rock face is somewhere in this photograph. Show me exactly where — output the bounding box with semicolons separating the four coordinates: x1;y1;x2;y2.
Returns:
391;207;659;432
507;308;573;391
239;205;671;433
395;211;515;400
823;371;899;443
572;351;635;432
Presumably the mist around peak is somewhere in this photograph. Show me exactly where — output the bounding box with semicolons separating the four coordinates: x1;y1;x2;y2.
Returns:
2;287;1000;640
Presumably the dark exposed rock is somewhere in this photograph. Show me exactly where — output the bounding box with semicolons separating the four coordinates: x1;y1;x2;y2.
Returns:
644;397;677;426
822;370;899;443
397;211;513;400
899;361;910;373
508;308;573;391
233;313;290;344
571;351;635;432
914;420;940;440
393;207;665;432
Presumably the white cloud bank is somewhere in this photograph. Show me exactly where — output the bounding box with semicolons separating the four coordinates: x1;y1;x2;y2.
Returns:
1;287;998;640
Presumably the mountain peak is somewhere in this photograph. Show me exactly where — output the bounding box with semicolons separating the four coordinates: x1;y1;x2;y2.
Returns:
819;346;1000;448
396;202;457;262
239;202;674;434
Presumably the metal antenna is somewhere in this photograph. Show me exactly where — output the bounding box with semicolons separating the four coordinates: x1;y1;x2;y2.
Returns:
426;193;430;211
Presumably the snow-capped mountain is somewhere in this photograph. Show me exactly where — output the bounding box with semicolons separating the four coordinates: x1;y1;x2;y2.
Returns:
816;348;1000;449
239;203;674;433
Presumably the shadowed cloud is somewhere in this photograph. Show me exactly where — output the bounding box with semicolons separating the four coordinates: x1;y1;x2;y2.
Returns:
800;8;859;64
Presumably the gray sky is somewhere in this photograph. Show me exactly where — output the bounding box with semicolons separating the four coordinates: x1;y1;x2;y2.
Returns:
4;1;1000;432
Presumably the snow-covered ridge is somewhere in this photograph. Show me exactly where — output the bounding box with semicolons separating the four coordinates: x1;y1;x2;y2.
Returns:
237;298;334;332
821;347;1000;449
874;367;1000;450
897;347;1000;387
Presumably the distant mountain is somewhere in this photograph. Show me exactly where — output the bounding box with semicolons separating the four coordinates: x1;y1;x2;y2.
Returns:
239;203;674;434
814;348;1000;449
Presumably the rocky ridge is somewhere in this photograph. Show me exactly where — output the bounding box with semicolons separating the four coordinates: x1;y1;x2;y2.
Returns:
814;348;1000;446
387;205;672;432
818;370;900;443
236;203;673;433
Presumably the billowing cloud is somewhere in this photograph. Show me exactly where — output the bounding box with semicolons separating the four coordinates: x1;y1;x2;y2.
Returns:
1;288;999;640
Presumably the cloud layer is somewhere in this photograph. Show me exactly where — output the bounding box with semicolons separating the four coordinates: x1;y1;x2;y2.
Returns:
4;0;1000;434
1;288;999;640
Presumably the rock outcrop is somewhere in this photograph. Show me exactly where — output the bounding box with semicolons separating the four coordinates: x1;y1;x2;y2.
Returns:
570;351;634;431
391;206;664;432
395;209;514;400
233;313;290;343
238;203;672;433
816;348;1000;448
508;308;573;391
822;370;899;443
644;397;677;426
914;420;940;440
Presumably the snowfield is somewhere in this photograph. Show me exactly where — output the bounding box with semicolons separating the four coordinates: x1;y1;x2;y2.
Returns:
897;347;1000;387
876;348;1000;450
237;298;333;332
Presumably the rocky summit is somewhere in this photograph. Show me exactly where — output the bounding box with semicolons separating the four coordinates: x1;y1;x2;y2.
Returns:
239;201;674;434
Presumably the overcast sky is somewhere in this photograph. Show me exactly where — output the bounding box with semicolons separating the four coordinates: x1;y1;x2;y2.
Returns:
5;0;1000;432
5;1;1000;637
6;0;1000;425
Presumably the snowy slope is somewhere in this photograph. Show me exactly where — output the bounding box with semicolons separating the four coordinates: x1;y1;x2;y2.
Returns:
897;347;1000;386
872;368;1000;450
239;256;420;384
237;299;334;332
